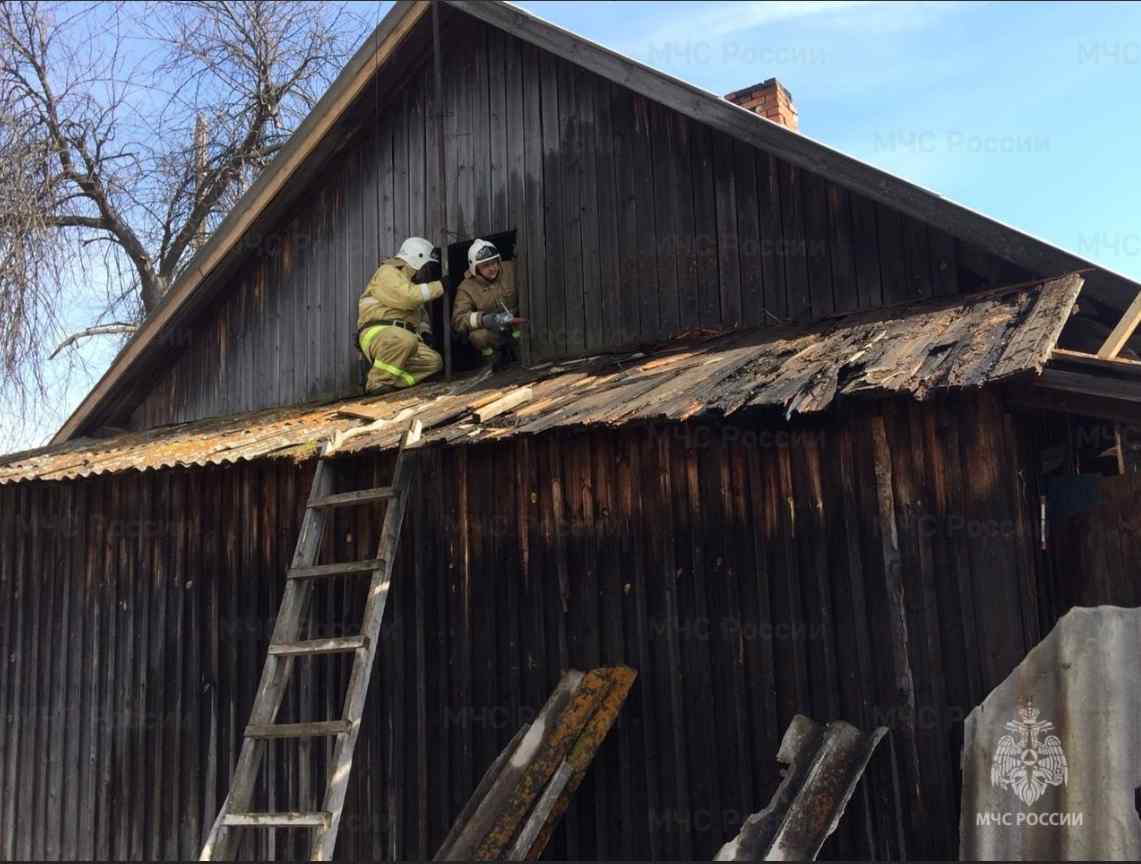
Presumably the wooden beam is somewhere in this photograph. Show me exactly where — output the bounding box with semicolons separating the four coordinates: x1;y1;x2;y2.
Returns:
869;415;919;792
1097;290;1141;359
267;636;367;656
244;720;353;739
223;812;330;828
1005;384;1141;426
307;487;397;509
1007;367;1141;424
287;559;386;580
1052;348;1141;374
1034;368;1141;403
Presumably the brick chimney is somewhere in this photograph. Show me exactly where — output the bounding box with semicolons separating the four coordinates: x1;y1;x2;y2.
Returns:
724;78;799;131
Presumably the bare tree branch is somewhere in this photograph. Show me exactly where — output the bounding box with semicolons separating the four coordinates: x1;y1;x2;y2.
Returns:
49;322;137;358
0;0;368;439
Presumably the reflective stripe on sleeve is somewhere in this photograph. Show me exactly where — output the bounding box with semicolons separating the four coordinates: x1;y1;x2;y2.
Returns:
420;284;432;302
469;312;481;329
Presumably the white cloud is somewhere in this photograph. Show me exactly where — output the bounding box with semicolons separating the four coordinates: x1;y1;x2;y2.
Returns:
618;1;970;59
811;0;973;34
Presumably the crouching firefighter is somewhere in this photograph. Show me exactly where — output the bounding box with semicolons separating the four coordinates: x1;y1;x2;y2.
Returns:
357;236;445;394
452;238;524;369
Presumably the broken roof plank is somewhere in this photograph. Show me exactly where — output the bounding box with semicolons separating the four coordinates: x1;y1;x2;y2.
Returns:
0;275;1084;485
474;387;533;423
991;272;1083;377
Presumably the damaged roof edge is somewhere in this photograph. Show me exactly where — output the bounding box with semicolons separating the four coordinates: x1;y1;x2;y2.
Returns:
51;0;1128;446
3;275;1081;486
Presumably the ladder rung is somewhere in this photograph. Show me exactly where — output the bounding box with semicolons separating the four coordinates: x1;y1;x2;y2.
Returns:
308;487;397;509
287;559;386;580
245;720;353;739
223;811;331;828
268;636;367;656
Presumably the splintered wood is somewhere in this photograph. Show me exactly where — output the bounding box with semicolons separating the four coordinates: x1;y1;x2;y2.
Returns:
434;666;636;862
1;274;1083;484
475;387;533;423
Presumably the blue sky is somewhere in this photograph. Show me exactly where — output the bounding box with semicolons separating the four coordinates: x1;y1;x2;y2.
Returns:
10;0;1141;451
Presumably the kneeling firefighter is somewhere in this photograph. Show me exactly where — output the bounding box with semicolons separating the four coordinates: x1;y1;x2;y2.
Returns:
451;238;523;369
357;236;445;394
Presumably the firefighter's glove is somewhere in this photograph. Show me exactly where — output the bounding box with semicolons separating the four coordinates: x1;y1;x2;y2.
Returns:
412;260;441;285
480;311;515;332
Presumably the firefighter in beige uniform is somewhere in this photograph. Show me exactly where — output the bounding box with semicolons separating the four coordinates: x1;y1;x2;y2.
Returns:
451;238;519;365
357;236;445;393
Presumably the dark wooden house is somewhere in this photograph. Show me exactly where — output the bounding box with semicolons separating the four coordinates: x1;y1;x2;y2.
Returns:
4;1;1141;860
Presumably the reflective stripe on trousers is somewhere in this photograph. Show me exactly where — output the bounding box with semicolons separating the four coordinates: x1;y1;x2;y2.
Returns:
359;325;416;386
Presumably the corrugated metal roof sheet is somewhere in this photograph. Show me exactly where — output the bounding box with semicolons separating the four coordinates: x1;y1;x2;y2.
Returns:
1;274;1082;485
715;714;888;861
435;667;637;861
959;606;1141;860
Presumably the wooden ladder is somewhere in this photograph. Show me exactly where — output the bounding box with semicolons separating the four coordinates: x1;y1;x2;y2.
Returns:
200;420;422;861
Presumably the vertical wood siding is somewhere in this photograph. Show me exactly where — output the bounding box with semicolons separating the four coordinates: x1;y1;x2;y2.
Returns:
127;12;1027;431
1042;471;1141;618
1;393;1052;860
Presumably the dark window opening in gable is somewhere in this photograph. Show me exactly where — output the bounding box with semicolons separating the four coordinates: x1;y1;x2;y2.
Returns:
439;228;518;373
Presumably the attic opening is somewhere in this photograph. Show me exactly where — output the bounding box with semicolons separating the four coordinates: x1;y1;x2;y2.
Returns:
1059;284;1141;361
1014;340;1141;616
1034;411;1140;479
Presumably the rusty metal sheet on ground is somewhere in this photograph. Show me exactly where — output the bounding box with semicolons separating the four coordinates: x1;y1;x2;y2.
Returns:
435;666;636;862
715;714;887;861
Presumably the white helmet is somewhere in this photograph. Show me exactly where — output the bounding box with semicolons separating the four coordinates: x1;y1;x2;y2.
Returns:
397;236;438;270
467;238;500;273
